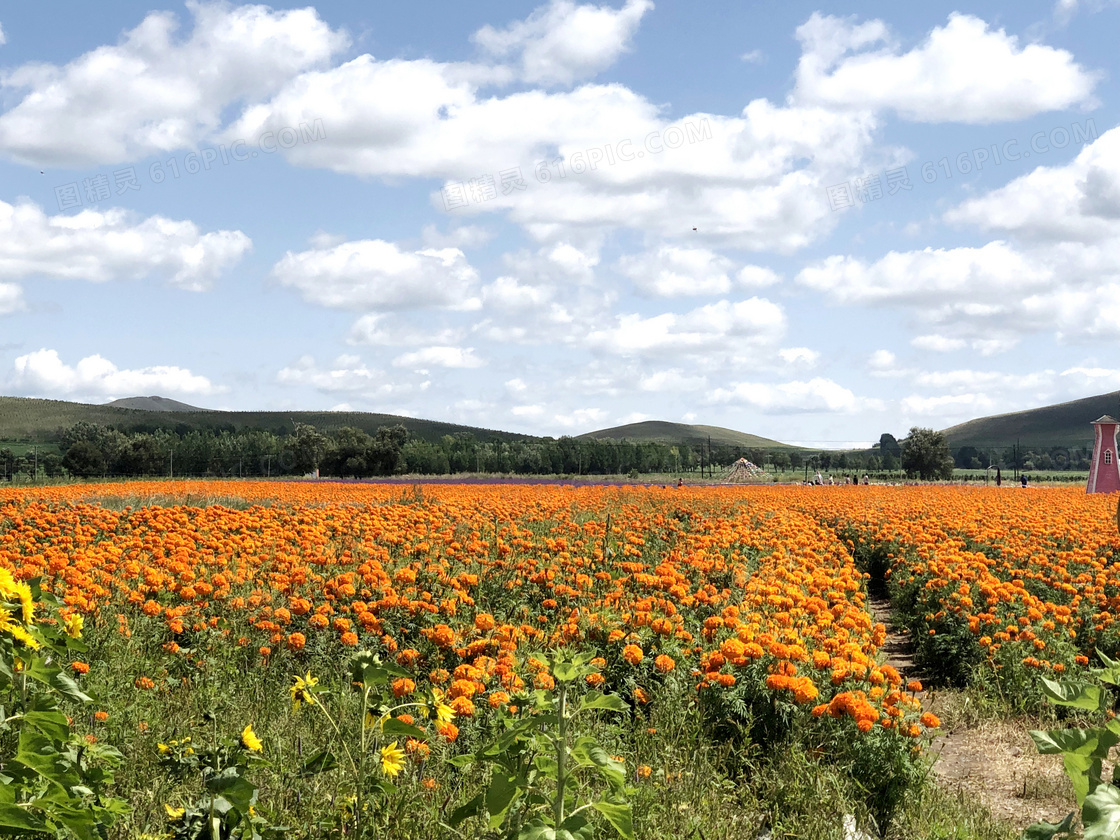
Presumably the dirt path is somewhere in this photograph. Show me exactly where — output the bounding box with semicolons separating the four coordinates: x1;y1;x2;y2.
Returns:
868;595;1074;832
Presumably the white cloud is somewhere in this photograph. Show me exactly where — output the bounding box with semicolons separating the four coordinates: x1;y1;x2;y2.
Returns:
482;276;555;310
277;354;429;397
271;240;480;311
0;23;6;46
868;349;896;370
472;0;652;86
0;282;24;314
637;369;707;392
0;199;250;291
0;1;347;165
737;265;781;287
11;348;219;398
794;12;1098;123
740;49;764;63
778;347;820;367
392;347;485;369
796;242;1052;306
346;314;463;346
709;377;870;414
911;334;966;353
617;245;735;296
420;224;494;249
944;125;1120;243
586;297;786;357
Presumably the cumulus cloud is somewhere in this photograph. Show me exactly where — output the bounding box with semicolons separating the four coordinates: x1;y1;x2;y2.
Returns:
794;12;1099;123
11;349;219;398
0;199;250;291
944;125;1120;243
391;347;485;369
617;245;735;296
778;347;820;367
586;298;786;357
472;0;652;85
277;354;429;397
346;314;463;346
271;240;481;311
709;377;871;414
796;242;1053;306
0;1;347;165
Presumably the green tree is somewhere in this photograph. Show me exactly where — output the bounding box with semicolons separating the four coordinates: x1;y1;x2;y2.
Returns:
901;427;954;480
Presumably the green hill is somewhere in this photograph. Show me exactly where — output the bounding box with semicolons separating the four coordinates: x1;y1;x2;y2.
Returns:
106;396;210;412
941;390;1120;450
581;420;798;450
0;396;540;444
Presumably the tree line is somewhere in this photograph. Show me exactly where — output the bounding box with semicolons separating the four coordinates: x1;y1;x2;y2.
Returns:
0;421;1091;481
4;421;792;480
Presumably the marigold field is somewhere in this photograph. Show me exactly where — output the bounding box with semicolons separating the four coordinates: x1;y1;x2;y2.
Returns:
1;481;1117;839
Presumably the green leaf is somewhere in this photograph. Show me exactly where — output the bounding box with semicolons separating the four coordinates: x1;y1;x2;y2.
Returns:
0;803;49;831
1084;784;1120;840
559;812;594;840
592;802;635;840
518;822;556;840
485;773;519;830
1030;728;1120;758
570;739;626;790
299;750;337;777
446;754;474;769
1040;677;1103;711
380;718;427;740
206;767;258;813
22;710;69;743
553;661;579;683
1062;752;1101;806
1094;649;1120;686
1022;811;1076;840
577;692;627;714
25;658;93;704
449;793;483;827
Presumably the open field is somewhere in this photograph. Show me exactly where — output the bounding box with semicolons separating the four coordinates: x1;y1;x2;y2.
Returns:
1;481;1117;838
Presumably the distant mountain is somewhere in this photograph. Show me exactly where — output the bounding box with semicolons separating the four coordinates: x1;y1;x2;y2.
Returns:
107;396;208;412
941;390;1120;450
581;420;798;450
0;396;542;444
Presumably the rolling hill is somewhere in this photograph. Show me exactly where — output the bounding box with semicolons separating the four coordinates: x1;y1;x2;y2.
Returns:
0;396;541;444
941;390;1120;450
106;396;209;412
581;420;799;450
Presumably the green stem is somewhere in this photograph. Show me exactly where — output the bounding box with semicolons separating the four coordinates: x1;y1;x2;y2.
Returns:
554;682;568;828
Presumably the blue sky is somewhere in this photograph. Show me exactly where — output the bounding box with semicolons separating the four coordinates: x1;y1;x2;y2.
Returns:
0;0;1117;447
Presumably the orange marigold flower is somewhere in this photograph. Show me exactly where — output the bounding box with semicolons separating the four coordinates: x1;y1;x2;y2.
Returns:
94;711;109;722
654;654;675;673
920;712;940;729
71;661;90;674
906;680;923;693
340;631;359;647
637;764;652;779
286;632;306;651
392;678;416;698
622;644;643;665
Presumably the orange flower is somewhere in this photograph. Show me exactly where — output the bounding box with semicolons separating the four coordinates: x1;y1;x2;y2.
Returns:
286;632;306;651
622;644;643;665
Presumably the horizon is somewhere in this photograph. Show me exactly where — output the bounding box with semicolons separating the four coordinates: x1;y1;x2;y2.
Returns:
0;2;1117;444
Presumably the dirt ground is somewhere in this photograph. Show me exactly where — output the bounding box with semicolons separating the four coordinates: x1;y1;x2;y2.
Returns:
869;596;1078;832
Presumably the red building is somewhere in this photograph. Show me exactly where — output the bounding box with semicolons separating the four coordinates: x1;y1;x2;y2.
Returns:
1087;415;1120;494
